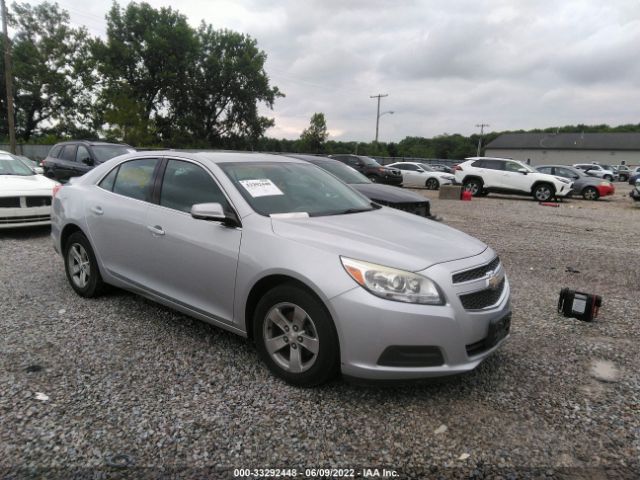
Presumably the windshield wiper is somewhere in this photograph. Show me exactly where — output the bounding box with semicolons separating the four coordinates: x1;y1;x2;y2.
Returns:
335;207;373;215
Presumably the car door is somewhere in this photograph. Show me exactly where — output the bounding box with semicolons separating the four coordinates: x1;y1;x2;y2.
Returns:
473;159;503;188
54;144;78;181
500;160;531;192
142;158;242;324
85;157;160;286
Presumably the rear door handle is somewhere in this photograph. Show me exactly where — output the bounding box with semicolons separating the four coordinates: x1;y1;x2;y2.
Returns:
147;225;165;236
91;206;103;215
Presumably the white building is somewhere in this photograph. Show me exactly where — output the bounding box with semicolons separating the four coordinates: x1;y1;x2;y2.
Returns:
484;133;640;167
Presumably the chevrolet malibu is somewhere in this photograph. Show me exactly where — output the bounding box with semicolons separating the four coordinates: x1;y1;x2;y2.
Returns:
51;152;511;386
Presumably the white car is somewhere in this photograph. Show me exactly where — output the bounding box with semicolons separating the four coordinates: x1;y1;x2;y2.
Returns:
387;162;455;189
0;153;60;228
454;157;572;202
572;164;615;181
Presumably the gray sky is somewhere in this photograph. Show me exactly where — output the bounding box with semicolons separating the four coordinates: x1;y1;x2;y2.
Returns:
54;0;640;142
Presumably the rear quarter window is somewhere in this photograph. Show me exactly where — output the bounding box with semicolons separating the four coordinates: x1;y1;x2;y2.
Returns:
48;145;63;158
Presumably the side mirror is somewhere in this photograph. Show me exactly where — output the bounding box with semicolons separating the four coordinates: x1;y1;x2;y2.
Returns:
191;202;240;227
81;157;94;166
517;168;528;175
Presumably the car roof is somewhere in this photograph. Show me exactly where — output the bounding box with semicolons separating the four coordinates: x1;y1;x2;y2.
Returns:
285;154;334;164
464;156;517;161
55;140;132;147
120;150;309;165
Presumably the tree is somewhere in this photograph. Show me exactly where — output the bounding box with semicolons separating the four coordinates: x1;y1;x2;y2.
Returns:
4;2;95;140
299;112;328;153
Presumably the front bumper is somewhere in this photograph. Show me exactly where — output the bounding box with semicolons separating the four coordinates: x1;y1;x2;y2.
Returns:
330;250;511;380
0;205;51;229
379;175;403;186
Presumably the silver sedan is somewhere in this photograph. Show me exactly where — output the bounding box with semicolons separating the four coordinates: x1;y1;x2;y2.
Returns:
51;152;511;386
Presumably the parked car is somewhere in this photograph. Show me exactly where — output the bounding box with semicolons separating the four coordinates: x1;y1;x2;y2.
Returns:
572;163;615;181
328;154;402;185
0;152;60;228
386;161;455;190
429;163;455;174
612;165;630;182
52;151;511;386
289;155;433;218
454;157;573;201
536;165;615;200
42;140;134;182
627;167;640;185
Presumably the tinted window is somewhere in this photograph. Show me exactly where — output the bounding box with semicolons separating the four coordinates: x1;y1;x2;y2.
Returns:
112;158;158;202
99;166;119;191
160;160;228;213
76;145;91;163
398;164;419;171
315;161;370;184
504;161;524;172
60;145;77;162
556;167;579;179
537;167;552;174
473;160;503;170
49;145;63;158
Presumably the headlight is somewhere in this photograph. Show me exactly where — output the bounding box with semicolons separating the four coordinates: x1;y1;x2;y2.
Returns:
340;257;444;305
555;177;571;184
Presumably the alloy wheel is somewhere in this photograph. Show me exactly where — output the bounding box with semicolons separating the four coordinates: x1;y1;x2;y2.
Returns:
263;302;319;373
535;185;553;201
67;243;91;289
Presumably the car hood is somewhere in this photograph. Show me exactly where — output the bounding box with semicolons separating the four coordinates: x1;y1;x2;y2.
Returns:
271;207;486;271
0;174;58;195
351;183;430;204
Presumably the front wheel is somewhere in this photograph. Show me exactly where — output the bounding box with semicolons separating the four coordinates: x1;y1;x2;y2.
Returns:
254;284;339;387
604;175;613;181
64;232;106;297
582;186;599;201
533;183;555;202
425;178;439;190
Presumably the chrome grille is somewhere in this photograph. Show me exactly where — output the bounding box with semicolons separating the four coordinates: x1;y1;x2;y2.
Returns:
453;257;500;284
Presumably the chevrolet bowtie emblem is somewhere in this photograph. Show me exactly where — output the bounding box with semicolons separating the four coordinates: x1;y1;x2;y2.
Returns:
486;270;503;290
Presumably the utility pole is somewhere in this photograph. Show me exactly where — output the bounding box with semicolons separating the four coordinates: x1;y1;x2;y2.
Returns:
370;93;388;143
1;0;16;154
475;123;489;157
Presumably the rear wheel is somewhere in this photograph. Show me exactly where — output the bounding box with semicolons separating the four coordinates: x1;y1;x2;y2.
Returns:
604;175;613;181
533;183;555;202
425;178;439;190
463;178;483;197
64;232;106;297
253;283;339;387
582;186;599;201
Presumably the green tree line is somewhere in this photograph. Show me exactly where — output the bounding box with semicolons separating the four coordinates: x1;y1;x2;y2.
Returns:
1;2;639;158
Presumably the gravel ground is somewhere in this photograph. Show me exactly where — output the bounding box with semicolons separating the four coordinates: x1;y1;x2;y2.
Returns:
1;183;639;479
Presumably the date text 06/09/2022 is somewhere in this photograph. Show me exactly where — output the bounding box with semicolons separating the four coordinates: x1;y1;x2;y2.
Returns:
233;467;399;478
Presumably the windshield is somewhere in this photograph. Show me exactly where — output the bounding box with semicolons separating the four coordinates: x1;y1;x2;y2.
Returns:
0;156;35;176
419;163;436;172
93;145;134;162
316;161;370;184
221;162;374;217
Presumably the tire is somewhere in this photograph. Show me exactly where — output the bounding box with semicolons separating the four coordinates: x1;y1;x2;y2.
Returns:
64;231;106;297
604;175;613;181
619;174;628;182
253;283;339;387
425;178;439;190
582;186;599;201
463;178;483;197
533;183;555;202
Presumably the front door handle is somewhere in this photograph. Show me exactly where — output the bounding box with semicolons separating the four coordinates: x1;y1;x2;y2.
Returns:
91;206;103;215
147;225;165;236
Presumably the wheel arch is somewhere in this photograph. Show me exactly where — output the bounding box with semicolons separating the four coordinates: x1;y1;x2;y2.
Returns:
60;223;85;252
461;175;484;185
530;180;556;194
244;274;339;349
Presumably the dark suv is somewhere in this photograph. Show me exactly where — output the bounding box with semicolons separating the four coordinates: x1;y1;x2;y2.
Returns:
42;141;134;182
329;154;402;185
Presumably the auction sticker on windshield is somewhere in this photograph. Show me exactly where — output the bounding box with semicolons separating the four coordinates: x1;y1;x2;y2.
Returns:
239;179;284;197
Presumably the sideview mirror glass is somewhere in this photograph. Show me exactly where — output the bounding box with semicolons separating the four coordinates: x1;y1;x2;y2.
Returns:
191;202;226;221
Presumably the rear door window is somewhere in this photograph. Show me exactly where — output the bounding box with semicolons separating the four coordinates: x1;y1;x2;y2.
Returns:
76;146;92;164
537;167;552;174
49;145;63;158
112;158;159;202
60;145;77;162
